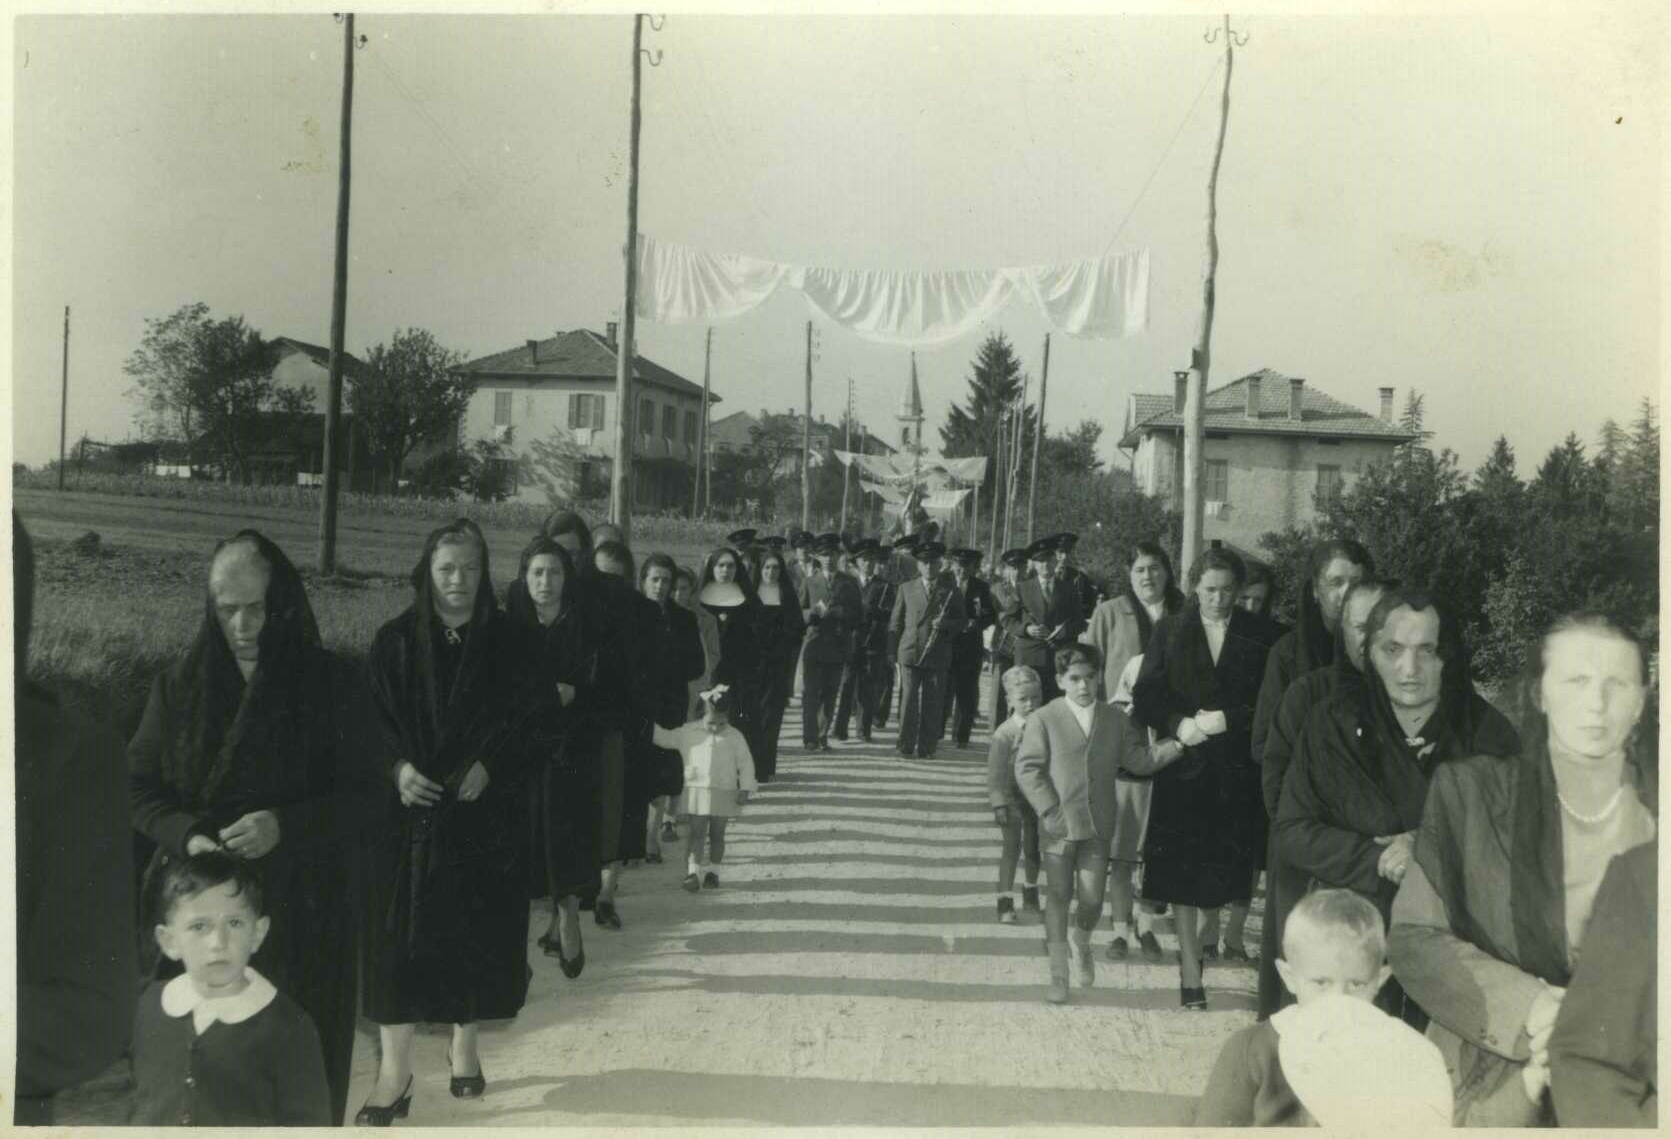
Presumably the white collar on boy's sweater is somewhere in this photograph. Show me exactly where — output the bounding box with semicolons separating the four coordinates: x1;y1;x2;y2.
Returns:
1065;698;1097;737
161;968;277;1036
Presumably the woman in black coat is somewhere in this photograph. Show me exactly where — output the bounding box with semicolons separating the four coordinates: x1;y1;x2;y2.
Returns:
128;530;363;1125
357;519;538;1122
638;553;708;830
1131;546;1281;1011
698;545;769;769
753;547;806;781
1274;586;1519;1025
505;535;597;978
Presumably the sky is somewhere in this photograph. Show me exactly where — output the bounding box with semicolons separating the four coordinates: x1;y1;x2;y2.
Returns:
9;5;1665;477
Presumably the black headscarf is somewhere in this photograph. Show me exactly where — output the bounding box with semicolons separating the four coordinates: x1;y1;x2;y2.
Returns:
170;530;323;809
700;546;758;599
541;509;593;552
504;534;578;628
1293;538;1374;677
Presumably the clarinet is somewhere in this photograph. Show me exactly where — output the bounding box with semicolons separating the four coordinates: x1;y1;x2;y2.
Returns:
913;581;957;669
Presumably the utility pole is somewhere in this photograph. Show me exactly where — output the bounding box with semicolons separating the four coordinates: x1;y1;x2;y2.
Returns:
692;325;711;518
611;13;658;538
57;306;69;490
317;13;358;574
839;374;853;530
1026;333;1050;545
1182;15;1244;570
801;320;812;531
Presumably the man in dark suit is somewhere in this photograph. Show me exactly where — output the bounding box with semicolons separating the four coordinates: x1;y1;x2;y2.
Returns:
878;533;920;728
941;547;995;747
835;539;894;743
1053;532;1104;620
798;533;861;751
1004;538;1086;704
889;541;967;759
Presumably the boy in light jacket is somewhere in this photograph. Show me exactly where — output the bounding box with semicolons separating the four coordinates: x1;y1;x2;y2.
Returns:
1015;642;1150;1004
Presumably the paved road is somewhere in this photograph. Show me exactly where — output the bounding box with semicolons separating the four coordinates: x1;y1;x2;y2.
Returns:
339;698;1257;1129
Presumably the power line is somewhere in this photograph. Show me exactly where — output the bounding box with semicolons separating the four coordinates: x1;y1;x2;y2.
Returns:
1102;53;1224;257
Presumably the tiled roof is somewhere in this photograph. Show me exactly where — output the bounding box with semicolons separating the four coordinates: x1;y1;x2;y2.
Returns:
709;409;895;454
1120;369;1415;447
271;336;366;377
457;329;717;403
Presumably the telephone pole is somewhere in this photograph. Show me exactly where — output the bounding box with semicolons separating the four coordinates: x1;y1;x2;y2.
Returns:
57;306;69;491
1182;14;1245;570
611;13;658;538
317;13;358;574
1026;333;1050;544
692;325;711;518
839;374;853;530
801;320;813;531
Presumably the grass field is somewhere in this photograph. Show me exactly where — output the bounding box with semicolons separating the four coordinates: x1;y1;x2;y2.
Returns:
16;484;729;736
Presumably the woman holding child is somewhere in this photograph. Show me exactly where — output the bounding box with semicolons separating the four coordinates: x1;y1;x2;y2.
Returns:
128;530;363;1125
1388;611;1657;1126
357;519;539;1124
1132;547;1281;1010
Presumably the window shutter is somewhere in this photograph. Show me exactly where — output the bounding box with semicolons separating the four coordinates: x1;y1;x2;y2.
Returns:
569;393;580;427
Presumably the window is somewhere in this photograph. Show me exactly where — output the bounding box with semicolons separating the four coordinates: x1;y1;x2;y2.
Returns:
1205;459;1229;503
568;393;606;431
662;404;678;440
639;397;654;437
493;391;512;427
1317;464;1343;504
685;409;698;443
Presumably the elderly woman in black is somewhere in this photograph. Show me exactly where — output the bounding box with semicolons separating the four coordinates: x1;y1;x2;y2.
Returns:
357;519;537;1123
128;530;362;1125
1388;612;1656;1125
505;535;595;978
1131;547;1281;1010
1274;586;1519;1026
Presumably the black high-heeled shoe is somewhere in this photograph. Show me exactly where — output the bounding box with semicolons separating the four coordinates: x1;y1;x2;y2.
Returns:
594;900;623;930
540;924;586;979
354;1077;413;1126
447;1049;486;1099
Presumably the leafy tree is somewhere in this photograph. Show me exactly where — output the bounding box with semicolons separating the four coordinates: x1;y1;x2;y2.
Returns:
351;329;474;491
1039;419;1105;478
527;425;587;505
126;303;212;462
939;331;1036;495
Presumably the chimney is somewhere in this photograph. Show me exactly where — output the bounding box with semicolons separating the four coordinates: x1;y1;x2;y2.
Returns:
1289;377;1305;422
1379;386;1395;422
606;321;618;349
1173;371;1188;414
526;339;539;366
1245;374;1261;419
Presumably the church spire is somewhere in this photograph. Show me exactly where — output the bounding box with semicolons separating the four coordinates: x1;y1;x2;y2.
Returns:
897;352;924;448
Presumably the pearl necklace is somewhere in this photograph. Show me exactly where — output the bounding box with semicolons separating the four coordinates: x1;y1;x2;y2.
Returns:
1557;784;1626;826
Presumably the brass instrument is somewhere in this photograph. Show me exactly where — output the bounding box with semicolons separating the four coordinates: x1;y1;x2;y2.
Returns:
913;580;957;668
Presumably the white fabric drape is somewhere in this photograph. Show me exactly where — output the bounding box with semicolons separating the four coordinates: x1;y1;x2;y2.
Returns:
832;451;989;489
637;235;1149;346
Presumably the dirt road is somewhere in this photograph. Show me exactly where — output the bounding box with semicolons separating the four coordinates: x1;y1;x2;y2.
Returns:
337;700;1256;1130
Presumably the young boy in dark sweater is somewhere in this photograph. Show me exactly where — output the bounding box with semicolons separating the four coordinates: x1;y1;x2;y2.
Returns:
131;853;330;1127
1195;888;1449;1127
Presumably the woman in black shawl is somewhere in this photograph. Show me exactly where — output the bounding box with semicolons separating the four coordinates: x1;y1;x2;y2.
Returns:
357;519;537;1122
505;535;596;977
128;530;363;1124
753;546;806;781
698;545;769;771
1253;577;1389;1018
1388;612;1655;1125
1131;547;1282;1010
638;553;707;850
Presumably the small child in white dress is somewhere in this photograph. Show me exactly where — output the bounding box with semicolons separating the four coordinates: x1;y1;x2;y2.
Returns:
652;686;758;892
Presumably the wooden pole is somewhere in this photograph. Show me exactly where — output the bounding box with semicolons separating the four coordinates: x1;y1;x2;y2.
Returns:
839;374;853;531
801;320;812;531
1183;14;1236;571
318;13;355;574
1026;333;1050;545
57;306;69;491
610;13;647;537
988;407;1005;564
692;325;711;518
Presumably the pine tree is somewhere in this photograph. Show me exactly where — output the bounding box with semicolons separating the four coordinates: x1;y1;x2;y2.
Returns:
939;331;1036;494
1472;435;1520;497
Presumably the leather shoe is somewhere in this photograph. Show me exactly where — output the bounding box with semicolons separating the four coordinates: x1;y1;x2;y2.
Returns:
594;900;623;929
447;1050;485;1099
355;1077;412;1125
1180;984;1208;1011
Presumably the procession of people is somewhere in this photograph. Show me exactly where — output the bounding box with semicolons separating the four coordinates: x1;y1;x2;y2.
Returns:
11;505;1658;1129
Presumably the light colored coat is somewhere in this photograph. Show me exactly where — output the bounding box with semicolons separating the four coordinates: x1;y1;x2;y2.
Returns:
1014;697;1148;842
1083;594;1150;702
652;722;758;793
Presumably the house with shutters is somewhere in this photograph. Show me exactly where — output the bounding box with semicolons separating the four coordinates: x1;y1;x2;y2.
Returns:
1119;369;1416;553
454;325;719;508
